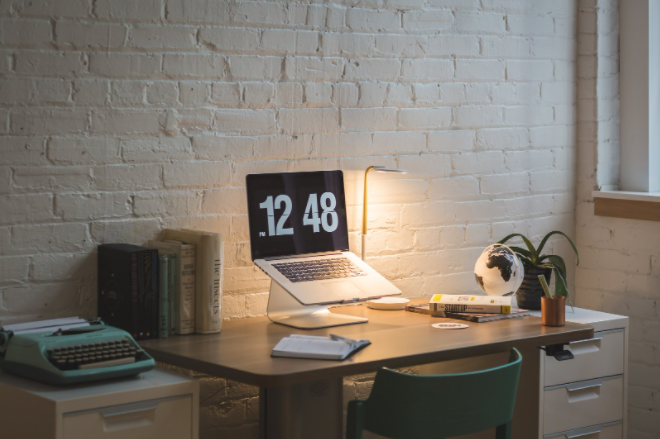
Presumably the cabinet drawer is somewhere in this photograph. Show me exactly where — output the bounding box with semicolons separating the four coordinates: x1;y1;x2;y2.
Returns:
545;329;624;387
63;395;193;439
545;420;623;439
543;375;623;435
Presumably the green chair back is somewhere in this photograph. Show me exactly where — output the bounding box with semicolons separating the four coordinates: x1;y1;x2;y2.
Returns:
346;348;522;439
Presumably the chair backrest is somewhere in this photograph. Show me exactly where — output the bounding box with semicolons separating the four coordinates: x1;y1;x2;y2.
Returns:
361;348;522;439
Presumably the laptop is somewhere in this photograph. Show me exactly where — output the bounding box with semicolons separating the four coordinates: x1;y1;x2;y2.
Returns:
246;170;401;306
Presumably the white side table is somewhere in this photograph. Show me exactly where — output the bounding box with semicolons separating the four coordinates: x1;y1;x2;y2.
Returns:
0;369;199;439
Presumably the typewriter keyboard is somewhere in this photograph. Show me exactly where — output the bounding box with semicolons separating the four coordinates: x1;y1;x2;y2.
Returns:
272;258;367;283
47;339;145;370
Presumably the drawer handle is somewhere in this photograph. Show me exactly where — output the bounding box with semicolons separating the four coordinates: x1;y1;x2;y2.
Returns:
566;426;602;438
566;379;603;392
570;336;602;345
568;337;602;355
100;401;159;418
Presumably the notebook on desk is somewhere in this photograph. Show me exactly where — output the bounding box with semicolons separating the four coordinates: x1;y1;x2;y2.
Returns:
272;334;371;360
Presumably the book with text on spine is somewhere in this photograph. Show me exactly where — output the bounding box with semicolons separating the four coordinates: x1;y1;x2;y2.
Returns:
163;229;223;334
429;294;513;314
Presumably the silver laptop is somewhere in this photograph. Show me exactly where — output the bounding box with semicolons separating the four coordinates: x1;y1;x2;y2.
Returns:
246;170;401;306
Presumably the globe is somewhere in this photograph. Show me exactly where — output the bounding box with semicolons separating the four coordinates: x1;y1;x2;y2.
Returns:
474;244;524;296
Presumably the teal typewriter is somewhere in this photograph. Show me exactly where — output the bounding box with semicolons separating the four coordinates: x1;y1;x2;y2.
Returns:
0;317;155;386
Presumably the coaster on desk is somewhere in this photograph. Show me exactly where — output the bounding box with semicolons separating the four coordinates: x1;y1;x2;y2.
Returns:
367;297;410;310
432;322;469;330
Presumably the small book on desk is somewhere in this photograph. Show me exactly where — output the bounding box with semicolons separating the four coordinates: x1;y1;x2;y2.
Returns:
406;302;531;323
429;294;514;314
272;334;371;360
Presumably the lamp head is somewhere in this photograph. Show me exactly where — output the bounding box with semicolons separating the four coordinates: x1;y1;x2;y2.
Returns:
372;166;407;174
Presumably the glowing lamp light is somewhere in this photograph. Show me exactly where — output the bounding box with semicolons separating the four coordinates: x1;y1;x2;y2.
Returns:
361;166;407;260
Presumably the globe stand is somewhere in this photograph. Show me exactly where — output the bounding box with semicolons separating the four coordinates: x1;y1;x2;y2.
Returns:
266;281;368;329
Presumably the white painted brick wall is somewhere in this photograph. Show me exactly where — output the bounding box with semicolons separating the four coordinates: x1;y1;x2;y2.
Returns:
574;1;660;438
0;1;578;437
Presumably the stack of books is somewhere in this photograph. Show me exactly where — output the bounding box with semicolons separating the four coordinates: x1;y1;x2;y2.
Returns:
405;295;530;323
97;228;224;341
98;244;160;341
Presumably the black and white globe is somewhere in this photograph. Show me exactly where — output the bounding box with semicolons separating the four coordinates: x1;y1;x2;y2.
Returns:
474;244;524;296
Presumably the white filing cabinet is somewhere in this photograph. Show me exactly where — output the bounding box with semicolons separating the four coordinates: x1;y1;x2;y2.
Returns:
416;307;628;439
534;308;628;439
0;369;199;439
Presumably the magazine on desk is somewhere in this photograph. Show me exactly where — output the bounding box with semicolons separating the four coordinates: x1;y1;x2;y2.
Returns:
272;334;371;360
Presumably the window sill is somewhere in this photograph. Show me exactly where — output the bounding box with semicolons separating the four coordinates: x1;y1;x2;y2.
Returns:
593;190;660;222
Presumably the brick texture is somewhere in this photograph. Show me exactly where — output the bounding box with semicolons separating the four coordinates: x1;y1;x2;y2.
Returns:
0;1;579;437
574;2;655;439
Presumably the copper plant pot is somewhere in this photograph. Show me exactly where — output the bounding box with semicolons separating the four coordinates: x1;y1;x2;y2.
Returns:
541;296;566;327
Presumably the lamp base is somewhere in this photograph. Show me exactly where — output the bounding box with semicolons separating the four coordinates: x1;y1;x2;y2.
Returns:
266;281;368;329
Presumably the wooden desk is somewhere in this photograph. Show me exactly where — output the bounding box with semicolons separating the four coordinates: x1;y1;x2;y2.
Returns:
141;305;594;439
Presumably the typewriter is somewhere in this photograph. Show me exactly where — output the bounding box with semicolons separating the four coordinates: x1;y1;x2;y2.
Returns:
0;317;155;386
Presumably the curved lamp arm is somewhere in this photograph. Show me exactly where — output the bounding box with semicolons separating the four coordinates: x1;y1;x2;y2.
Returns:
362;166;376;260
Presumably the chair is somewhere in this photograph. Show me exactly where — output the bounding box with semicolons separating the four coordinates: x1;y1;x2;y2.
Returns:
346;348;522;439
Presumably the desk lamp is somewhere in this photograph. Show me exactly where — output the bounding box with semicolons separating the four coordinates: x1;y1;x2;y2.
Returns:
362;166;407;260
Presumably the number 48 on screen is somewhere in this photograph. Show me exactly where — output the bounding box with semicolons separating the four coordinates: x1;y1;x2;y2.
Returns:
259;192;338;237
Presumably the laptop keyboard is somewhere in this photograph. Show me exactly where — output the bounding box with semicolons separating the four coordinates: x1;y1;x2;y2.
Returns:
272;258;367;283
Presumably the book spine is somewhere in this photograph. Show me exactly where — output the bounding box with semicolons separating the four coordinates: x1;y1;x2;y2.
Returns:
405;305;446;317
138;250;147;340
432;303;511;314
404;305;425;314
444;312;478;322
168;254;177;336
131;252;139;340
217;241;224;324
151;249;159;339
197;234;222;334
178;244;196;335
159;254;169;339
97;246;110;326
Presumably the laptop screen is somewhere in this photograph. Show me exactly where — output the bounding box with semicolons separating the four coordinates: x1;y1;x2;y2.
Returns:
246;171;350;260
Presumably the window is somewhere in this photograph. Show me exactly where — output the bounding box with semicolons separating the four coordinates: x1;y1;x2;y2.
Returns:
619;0;660;192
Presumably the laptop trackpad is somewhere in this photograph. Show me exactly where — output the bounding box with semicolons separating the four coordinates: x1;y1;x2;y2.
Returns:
321;281;364;299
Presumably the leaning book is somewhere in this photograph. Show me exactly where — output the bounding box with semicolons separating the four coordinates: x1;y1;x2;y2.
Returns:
429;294;513;314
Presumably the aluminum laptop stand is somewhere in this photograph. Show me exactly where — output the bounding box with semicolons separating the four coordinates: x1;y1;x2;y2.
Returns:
266;281;368;329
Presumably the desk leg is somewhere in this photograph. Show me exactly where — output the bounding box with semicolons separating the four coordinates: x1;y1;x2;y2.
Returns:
259;378;343;439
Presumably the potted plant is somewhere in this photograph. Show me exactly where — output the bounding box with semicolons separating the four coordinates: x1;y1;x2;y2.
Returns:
497;231;579;310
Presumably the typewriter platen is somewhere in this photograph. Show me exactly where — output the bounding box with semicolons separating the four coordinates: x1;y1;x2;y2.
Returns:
0;318;155;386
